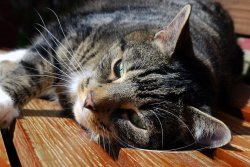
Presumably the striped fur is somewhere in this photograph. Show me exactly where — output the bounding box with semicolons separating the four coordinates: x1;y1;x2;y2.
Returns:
0;0;242;150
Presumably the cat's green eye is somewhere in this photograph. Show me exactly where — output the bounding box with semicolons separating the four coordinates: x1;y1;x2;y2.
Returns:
114;59;124;78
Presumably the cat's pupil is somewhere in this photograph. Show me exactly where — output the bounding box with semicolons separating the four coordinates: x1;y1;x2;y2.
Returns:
114;59;124;78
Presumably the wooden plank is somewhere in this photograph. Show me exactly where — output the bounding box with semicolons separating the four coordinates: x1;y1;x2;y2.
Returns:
214;132;250;167
117;149;223;167
13;99;119;167
13;99;224;166
216;0;250;36
0;132;10;167
214;112;250;166
230;83;250;122
242;106;250;122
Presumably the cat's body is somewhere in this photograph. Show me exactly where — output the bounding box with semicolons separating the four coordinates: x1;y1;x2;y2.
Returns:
0;0;242;150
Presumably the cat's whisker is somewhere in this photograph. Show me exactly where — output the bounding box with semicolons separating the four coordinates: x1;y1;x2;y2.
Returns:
35;10;47;32
35;24;79;75
35;11;82;75
34;47;75;80
109;123;143;149
187;145;211;152
52;84;68;87
101;132;106;151
164;141;197;151
112;134;141;150
112;129;199;152
46;8;74;55
90;132;95;141
107;134;112;156
21;65;69;80
111;136;128;147
35;25;83;76
18;74;70;84
34;28;76;75
150;110;164;149
16;74;71;84
43;86;70;94
32;79;69;94
45;8;86;74
98;133;101;146
166;141;212;152
113;23;119;41
50;83;68;87
153;107;196;143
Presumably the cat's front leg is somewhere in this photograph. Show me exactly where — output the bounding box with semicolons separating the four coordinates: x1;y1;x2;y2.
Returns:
0;87;19;128
0;50;27;128
0;48;56;128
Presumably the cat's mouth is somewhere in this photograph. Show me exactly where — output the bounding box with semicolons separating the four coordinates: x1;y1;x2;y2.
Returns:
118;109;147;130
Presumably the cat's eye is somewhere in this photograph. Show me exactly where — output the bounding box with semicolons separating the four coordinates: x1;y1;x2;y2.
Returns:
113;59;124;78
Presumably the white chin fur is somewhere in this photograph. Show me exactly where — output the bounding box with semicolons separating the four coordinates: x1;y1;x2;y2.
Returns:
73;99;90;128
68;69;93;97
0;87;19;128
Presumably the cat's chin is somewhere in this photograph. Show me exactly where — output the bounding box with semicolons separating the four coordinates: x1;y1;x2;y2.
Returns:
73;104;166;150
73;99;112;137
73;101;148;145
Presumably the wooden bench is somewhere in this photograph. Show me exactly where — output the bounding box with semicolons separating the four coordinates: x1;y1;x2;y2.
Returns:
1;0;250;166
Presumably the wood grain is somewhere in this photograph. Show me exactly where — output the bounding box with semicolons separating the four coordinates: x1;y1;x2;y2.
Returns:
242;106;250;122
14;99;118;167
117;149;222;167
0;132;10;167
216;0;250;36
13;99;224;166
214;112;250;167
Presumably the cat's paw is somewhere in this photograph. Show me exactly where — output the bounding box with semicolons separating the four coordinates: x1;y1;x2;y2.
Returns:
0;88;19;128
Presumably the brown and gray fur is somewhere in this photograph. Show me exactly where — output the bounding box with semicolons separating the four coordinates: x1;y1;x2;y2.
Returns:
0;0;243;150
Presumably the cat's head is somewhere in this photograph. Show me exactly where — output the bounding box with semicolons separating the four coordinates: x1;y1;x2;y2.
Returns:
70;5;231;150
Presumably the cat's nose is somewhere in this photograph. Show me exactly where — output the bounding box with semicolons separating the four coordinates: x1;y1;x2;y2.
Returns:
84;91;96;111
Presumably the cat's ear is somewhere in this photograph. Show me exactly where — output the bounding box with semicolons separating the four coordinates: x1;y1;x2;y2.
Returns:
186;106;231;148
154;4;191;55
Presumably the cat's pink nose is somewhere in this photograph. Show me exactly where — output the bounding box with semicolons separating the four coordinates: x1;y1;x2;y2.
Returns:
84;92;96;111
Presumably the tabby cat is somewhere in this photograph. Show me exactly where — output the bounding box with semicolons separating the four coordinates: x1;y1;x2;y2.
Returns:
0;0;243;150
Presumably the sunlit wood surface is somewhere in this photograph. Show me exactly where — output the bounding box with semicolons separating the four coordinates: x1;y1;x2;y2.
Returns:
12;99;221;166
14;100;118;167
8;83;250;166
215;112;250;167
0;133;10;167
1;1;250;166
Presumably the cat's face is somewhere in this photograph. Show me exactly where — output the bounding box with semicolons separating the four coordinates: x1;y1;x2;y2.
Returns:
71;5;231;150
73;40;187;149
